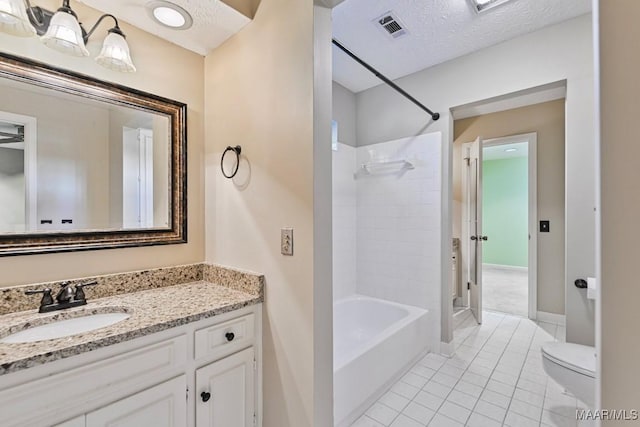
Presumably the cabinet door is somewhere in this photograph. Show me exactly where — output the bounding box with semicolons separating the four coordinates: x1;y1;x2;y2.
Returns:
196;347;255;427
86;376;186;427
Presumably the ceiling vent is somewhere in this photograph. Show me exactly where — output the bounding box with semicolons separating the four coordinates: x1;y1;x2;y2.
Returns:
373;12;408;40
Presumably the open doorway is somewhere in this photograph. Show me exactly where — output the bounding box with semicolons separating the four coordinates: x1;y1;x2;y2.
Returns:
452;97;565;324
479;134;536;318
0;110;37;233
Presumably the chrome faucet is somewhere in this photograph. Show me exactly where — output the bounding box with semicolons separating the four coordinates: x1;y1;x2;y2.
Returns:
26;281;99;313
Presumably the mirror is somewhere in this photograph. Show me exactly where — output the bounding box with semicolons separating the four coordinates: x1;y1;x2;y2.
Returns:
0;52;186;255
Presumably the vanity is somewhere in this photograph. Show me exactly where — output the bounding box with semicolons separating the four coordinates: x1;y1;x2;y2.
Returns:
0;34;264;427
0;264;264;427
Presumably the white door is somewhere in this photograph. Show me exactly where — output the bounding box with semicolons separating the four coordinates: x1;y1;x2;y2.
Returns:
122;127;154;229
196;347;255;427
464;137;485;324
86;376;186;427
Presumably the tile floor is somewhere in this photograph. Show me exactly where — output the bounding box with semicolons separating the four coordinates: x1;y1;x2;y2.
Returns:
483;265;528;317
351;309;591;427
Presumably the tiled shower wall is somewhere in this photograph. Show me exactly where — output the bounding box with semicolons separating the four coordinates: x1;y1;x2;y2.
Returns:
356;133;442;312
332;132;443;343
332;143;357;301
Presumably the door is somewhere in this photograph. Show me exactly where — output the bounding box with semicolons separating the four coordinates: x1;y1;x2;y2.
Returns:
86;376;186;427
196;347;255;427
122;127;154;229
464;137;485;324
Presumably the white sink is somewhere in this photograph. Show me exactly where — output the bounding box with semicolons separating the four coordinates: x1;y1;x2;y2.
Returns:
0;312;130;344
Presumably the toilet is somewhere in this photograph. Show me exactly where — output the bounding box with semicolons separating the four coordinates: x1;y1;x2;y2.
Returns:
541;342;596;406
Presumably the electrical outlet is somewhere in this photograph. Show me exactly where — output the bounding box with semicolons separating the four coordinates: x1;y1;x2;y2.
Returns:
281;228;293;256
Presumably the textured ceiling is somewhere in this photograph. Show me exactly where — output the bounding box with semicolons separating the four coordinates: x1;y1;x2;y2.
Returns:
78;0;251;55
333;0;591;93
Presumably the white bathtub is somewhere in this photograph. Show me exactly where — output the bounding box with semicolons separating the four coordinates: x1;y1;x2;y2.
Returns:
333;295;430;427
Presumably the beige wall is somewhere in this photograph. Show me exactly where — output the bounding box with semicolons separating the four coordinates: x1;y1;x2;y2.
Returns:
152;116;170;228
0;0;205;286
204;0;331;426
332;81;357;147
0;84;111;230
599;0;640;413
453;100;566;315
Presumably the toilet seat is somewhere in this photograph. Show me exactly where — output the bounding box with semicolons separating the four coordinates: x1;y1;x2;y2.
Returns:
541;342;595;378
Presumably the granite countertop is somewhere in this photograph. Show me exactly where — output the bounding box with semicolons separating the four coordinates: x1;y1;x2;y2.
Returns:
0;281;262;376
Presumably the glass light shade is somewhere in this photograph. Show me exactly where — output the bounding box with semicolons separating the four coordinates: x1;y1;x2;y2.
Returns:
95;31;136;73
0;0;36;37
153;6;185;28
41;10;89;57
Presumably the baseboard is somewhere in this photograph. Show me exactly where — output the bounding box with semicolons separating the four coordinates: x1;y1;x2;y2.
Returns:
536;311;566;326
439;341;455;356
483;263;528;272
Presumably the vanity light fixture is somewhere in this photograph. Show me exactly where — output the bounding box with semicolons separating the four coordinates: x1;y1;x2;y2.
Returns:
469;0;516;13
0;0;36;36
0;0;136;72
147;1;193;30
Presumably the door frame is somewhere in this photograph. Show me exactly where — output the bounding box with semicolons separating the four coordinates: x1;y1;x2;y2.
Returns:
0;110;37;232
480;132;538;319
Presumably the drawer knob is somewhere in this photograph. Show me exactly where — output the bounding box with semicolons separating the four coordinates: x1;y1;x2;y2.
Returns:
225;332;235;342
201;391;211;402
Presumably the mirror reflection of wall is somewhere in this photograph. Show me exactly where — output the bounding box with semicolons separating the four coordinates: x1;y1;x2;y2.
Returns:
0;77;171;234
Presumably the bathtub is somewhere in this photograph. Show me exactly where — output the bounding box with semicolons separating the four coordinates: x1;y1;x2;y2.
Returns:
333;295;430;427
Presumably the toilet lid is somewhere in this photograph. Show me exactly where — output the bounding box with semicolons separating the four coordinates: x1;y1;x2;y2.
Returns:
542;342;596;378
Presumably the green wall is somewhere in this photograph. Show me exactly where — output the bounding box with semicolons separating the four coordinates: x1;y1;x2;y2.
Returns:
482;156;528;267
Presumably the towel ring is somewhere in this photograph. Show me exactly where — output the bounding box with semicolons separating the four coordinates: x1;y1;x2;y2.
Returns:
221;145;242;179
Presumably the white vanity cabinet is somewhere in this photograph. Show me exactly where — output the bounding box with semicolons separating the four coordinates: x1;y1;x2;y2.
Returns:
0;304;262;427
196;347;256;427
86;376;187;427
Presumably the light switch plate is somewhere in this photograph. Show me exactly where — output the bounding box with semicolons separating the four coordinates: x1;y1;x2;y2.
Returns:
281;228;293;256
540;220;550;233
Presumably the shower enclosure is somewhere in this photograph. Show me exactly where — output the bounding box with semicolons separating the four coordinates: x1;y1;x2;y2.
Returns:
331;132;442;426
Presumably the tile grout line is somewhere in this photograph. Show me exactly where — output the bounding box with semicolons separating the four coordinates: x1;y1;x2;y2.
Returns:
503;317;548;427
464;314;517;426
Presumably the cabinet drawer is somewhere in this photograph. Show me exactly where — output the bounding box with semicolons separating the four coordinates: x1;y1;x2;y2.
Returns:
195;313;255;361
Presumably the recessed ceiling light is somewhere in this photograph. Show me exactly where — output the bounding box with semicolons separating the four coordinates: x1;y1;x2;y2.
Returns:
504;148;518;153
147;1;193;30
469;0;516;13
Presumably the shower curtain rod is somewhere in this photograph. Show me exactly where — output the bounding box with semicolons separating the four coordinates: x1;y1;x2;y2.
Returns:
332;39;440;121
